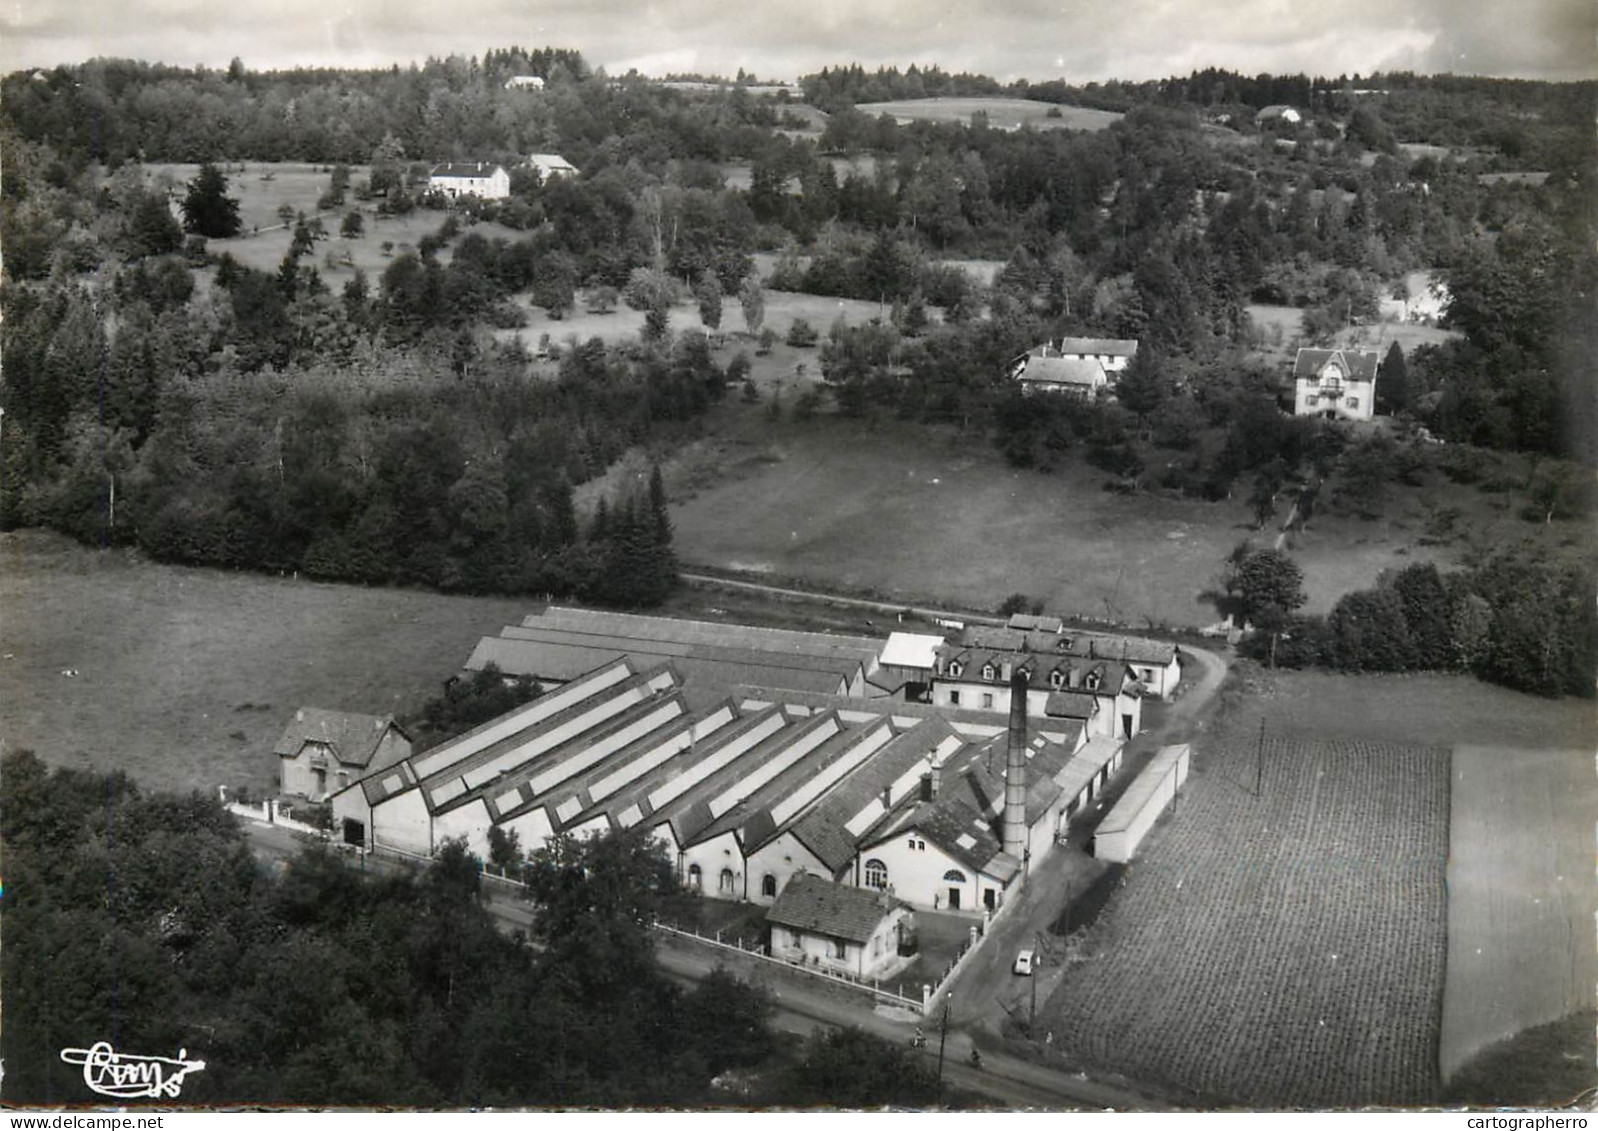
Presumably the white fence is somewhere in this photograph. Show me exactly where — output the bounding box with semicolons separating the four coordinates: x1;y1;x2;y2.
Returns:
651;921;926;1014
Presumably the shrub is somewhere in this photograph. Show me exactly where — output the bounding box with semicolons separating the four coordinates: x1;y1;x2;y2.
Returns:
785;317;818;347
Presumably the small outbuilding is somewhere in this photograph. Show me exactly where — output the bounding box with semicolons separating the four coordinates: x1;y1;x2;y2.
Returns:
1093;743;1190;863
766;872;915;979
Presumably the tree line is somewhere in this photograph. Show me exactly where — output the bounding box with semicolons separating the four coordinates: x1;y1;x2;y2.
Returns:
0;749;949;1108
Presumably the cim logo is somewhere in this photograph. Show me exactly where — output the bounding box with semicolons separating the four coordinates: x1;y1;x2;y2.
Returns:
59;1042;206;1100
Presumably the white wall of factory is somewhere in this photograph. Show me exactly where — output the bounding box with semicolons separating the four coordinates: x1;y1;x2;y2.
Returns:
369;786;433;857
743;830;832;903
855;833;1004;913
930;679;1141;740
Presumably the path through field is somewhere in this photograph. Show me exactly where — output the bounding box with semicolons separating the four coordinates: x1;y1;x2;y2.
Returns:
1440;746;1597;1083
1039;732;1450;1107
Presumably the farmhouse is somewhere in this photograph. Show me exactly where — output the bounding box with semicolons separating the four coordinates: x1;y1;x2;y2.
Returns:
766;873;915;979
930;625;1144;740
275;708;410;802
1292;347;1379;421
1093;743;1190;862
428;162;511;200
463;606;886;709
1005;337;1139;398
527;153;580;180
504;75;545;91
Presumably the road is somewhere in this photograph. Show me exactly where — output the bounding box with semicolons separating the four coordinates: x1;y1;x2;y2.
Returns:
235;607;1230;1111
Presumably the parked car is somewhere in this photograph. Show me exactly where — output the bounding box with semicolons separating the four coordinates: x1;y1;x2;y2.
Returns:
1013;948;1036;976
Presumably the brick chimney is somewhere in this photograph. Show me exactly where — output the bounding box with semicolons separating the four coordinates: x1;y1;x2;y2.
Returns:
1002;671;1028;860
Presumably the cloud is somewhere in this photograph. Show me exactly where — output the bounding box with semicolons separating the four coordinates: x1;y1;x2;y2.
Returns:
2;0;1591;80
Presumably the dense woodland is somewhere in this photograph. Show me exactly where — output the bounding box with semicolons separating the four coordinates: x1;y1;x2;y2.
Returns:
0;749;948;1107
0;49;1593;676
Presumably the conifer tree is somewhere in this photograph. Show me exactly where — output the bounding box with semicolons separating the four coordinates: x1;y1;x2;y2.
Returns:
181;162;242;238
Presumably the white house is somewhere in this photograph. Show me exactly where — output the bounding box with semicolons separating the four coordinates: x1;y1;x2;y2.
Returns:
527;154;580;181
505;75;545;91
428;162;511;200
1293;347;1379;421
1006;337;1139;398
275;708;410;802
766;873;915;980
1051;336;1139;375
1255;105;1302;126
931;629;1143;741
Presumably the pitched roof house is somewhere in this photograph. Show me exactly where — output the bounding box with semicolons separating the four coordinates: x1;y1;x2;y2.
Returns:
766;873;915;979
1292;347;1378;421
428;162;511;200
1255;105;1302;125
527;154;579;180
276;709;411;802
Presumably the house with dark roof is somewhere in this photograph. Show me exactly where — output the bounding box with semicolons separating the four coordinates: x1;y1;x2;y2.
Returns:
428;162;511;200
1292;347;1378;421
1005;615;1183;698
275;709;410;802
766;873;915;979
930;629;1143;739
1005;337;1139;398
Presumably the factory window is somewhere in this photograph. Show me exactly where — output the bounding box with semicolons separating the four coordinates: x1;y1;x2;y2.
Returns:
949;690;961;706
688;864;702;890
762;874;777;898
981;693;994;710
1346;396;1359;408
943;869;967;883
864;859;888;889
719;868;736;895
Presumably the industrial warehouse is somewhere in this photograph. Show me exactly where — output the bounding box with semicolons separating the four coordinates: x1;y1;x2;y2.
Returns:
326;608;1188;915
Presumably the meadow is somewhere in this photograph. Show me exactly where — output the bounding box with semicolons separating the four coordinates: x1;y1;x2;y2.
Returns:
853;97;1123;132
660;404;1580;630
1041;731;1451;1106
1441;745;1597;1084
0;531;532;797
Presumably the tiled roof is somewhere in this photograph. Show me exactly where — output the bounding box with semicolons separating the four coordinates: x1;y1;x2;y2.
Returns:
1045;691;1099;719
1293;347;1379;381
766;873;903;944
1007;614;1065;633
1087;635;1178;667
529;607;882;659
1017;356;1105;387
430;162;506;178
1052;337;1139;357
273;709;401;769
790;717;963;872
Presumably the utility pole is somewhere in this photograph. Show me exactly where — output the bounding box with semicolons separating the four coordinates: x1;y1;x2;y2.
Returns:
1256;716;1266;798
936;999;951;1082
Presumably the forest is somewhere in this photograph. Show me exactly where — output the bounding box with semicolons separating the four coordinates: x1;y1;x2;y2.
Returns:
0;749;947;1108
0;48;1593;640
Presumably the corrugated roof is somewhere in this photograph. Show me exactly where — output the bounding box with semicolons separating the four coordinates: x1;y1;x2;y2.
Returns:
1054;736;1123;803
526;607;882;661
766;873;903;944
1098;744;1190;835
273;708;400;768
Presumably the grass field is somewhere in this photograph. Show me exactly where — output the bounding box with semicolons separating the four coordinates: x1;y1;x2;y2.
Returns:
853;97;1122;132
1246;303;1460;368
660;407;1582;630
1440;746;1598;1083
1041;732;1451;1107
0;531;532;797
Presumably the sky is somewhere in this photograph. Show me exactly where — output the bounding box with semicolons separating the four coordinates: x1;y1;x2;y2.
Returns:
3;0;1594;83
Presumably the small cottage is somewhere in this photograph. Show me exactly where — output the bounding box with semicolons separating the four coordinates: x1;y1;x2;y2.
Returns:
766;872;915;980
276;708;411;802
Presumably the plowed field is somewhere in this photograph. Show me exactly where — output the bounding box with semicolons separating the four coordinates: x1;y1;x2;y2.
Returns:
1042;734;1450;1107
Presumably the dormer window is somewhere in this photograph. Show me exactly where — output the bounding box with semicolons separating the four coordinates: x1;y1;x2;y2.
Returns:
948;661;963;679
1085;670;1102;691
981;663;996;681
1049;668;1064;688
1017;667;1031;683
